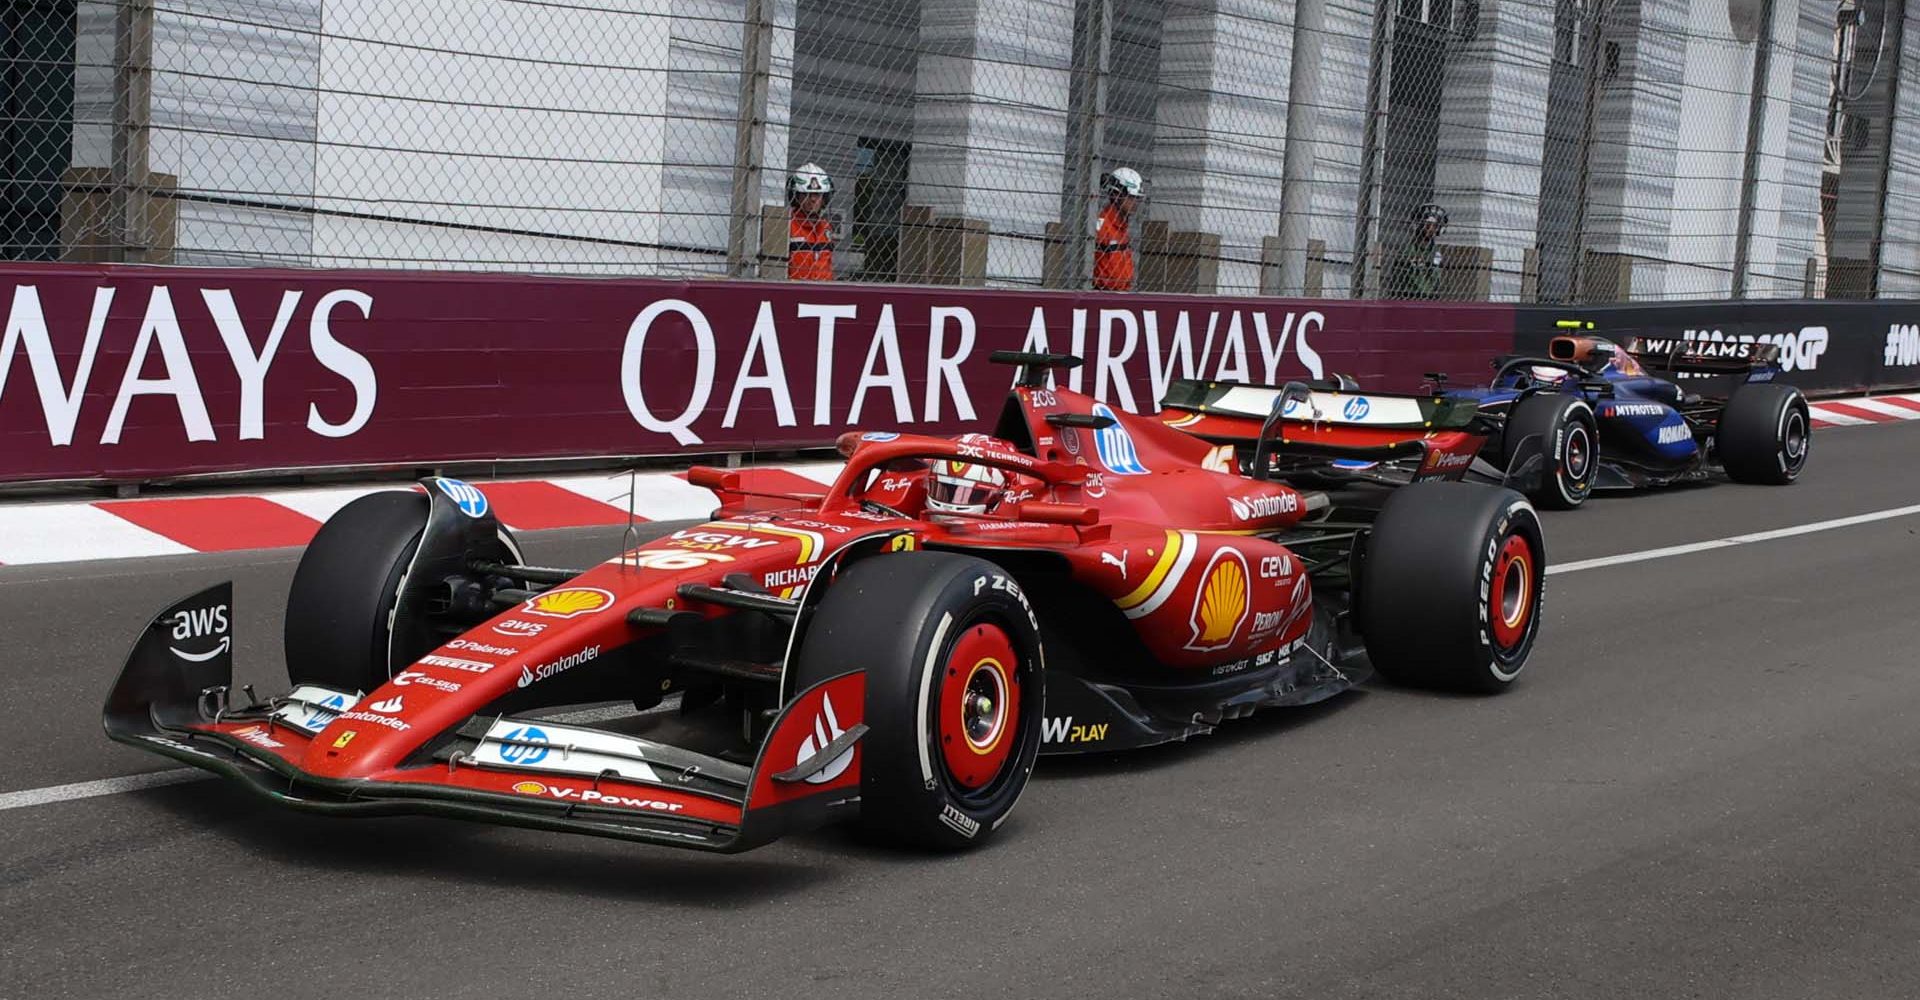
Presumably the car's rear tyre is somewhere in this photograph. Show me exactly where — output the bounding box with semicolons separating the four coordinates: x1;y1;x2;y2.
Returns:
284;491;435;693
1361;482;1545;693
790;552;1044;850
1717;383;1809;485
1502;393;1597;509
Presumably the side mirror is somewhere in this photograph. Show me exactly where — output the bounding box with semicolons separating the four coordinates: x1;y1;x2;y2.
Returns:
1009;501;1099;527
687;466;741;492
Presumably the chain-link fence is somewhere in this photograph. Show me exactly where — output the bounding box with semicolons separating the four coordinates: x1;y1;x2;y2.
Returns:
2;0;1914;301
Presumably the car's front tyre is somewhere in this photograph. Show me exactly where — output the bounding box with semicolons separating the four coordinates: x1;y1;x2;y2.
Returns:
1503;393;1597;509
791;551;1044;850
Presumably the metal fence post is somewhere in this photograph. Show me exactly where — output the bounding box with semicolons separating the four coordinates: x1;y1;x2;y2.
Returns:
1568;0;1611;303
1869;0;1909;298
1351;0;1394;298
1056;0;1111;290
108;0;153;263
1276;0;1325;297
728;0;775;277
1730;0;1779;299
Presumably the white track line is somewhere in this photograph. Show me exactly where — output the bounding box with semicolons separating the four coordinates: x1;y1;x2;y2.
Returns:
7;504;1916;814
0;768;208;812
1550;503;1920;575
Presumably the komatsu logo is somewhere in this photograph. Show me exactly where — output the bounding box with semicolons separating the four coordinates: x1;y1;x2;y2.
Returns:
1655;423;1691;445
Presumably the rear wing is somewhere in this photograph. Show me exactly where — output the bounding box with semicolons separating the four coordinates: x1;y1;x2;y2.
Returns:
1623;335;1782;375
1161;378;1480;431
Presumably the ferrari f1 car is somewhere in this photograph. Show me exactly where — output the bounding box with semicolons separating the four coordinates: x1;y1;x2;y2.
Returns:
1154;325;1810;511
104;353;1546;854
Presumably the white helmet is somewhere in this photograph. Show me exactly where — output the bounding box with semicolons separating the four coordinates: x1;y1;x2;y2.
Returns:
1102;167;1144;198
926;435;1020;516
789;163;833;202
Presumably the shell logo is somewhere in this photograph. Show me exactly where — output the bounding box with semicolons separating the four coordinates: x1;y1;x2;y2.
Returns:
1186;549;1250;652
511;781;547;795
523;587;615;619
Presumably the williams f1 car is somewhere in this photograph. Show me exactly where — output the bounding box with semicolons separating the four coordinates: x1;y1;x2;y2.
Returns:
1153;325;1809;510
1440;324;1812;508
105;353;1546;854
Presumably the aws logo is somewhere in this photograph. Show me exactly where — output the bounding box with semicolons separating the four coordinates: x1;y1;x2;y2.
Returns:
168;603;230;663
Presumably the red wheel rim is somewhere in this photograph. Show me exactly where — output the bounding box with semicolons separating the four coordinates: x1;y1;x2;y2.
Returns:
1489;534;1534;649
937;622;1021;790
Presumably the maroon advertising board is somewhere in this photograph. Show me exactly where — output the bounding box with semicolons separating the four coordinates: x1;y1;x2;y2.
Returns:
0;264;1516;483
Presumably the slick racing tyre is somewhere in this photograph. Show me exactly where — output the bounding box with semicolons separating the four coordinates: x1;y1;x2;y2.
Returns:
284;491;437;693
791;552;1044;850
1502;393;1597;509
1717;383;1810;485
1361;482;1545;693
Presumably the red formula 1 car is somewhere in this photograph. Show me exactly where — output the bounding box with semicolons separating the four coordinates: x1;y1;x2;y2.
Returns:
104;353;1546;853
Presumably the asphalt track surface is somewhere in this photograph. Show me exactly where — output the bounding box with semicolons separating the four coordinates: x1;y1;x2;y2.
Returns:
4;423;1919;999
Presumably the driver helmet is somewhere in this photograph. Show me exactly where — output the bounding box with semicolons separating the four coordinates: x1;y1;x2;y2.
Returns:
926;434;1023;516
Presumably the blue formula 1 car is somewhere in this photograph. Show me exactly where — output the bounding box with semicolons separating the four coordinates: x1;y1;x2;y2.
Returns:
1440;323;1811;509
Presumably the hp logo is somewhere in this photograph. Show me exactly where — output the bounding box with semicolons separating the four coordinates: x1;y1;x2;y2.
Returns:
434;478;489;518
499;725;551;765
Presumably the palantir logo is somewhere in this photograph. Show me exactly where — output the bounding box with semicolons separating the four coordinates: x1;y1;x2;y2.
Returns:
434;478;489;518
167;603;230;663
1091;403;1150;475
498;725;551;765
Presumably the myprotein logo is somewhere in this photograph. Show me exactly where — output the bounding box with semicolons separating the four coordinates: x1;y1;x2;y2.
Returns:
1671;326;1829;372
1;284;377;448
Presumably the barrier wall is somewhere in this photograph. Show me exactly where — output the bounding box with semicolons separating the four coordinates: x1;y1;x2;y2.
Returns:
1514;302;1920;397
0;265;1511;484
6;264;1917;486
